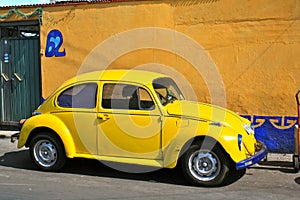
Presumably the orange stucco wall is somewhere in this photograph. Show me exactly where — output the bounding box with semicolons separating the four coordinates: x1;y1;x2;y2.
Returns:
1;0;300;116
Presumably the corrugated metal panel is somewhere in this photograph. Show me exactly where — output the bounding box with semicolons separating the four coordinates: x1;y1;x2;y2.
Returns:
10;38;41;121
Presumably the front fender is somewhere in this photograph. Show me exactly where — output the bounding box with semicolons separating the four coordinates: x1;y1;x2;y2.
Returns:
18;114;76;158
162;124;250;168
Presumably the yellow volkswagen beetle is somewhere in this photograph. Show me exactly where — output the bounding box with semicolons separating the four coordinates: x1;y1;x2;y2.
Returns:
13;70;267;186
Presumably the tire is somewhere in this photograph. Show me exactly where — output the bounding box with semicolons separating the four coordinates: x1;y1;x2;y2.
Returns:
29;132;66;171
181;144;230;187
293;155;299;173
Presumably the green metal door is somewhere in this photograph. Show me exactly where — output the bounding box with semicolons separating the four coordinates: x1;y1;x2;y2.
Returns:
0;21;41;129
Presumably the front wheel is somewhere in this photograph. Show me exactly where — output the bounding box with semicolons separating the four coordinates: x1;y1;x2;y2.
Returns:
29;132;66;171
181;144;230;187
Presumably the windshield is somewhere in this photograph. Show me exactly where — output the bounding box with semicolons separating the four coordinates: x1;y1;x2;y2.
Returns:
153;77;185;106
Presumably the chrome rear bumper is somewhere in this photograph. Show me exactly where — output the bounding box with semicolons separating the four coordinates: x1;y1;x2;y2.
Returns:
10;132;20;143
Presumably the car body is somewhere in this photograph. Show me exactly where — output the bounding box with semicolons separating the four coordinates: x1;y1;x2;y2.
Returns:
14;70;267;186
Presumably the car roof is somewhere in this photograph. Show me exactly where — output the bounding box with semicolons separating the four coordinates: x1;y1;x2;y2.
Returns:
61;70;169;87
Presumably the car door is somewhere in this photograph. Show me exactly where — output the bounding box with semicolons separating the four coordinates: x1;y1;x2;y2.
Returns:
97;82;163;160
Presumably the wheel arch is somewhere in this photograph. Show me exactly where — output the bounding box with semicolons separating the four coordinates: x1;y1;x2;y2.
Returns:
25;127;75;158
25;127;61;147
164;135;234;169
24;126;76;158
179;136;232;160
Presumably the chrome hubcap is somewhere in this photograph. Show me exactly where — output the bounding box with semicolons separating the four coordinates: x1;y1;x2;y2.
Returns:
33;140;57;167
188;150;221;181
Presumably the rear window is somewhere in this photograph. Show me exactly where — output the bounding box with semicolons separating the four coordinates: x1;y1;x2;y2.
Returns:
57;83;98;108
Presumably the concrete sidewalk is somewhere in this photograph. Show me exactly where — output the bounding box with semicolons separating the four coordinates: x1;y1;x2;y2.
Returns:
0;130;19;139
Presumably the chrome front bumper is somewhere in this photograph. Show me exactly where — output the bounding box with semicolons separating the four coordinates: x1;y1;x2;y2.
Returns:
236;142;268;170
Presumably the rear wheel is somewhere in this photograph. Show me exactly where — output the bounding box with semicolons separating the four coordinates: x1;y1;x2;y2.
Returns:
29;132;66;171
181;144;230;186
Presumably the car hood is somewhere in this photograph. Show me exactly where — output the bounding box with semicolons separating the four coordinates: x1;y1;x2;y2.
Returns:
166;100;248;126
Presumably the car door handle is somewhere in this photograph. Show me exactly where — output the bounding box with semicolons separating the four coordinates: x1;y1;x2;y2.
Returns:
1;73;9;82
97;113;110;121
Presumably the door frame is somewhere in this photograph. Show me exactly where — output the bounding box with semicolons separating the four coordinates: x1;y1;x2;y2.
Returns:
0;20;41;130
97;81;163;159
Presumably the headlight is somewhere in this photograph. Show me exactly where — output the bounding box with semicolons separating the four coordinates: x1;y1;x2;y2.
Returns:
243;123;254;135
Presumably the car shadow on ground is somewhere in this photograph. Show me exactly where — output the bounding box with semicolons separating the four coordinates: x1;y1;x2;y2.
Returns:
295;177;300;185
0;149;246;187
252;160;300;185
254;160;296;173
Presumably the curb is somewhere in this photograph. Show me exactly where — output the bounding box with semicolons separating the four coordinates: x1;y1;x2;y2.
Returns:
263;153;293;162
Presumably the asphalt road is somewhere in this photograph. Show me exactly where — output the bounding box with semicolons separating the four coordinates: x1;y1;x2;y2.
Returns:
0;138;299;200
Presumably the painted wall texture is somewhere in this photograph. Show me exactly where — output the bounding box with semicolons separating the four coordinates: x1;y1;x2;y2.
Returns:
1;0;300;152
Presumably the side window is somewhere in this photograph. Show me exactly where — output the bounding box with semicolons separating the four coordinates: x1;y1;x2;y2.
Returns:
102;83;154;110
138;88;154;110
57;83;98;108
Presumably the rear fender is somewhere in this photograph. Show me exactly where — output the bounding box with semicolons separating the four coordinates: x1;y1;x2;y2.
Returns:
18;114;76;158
